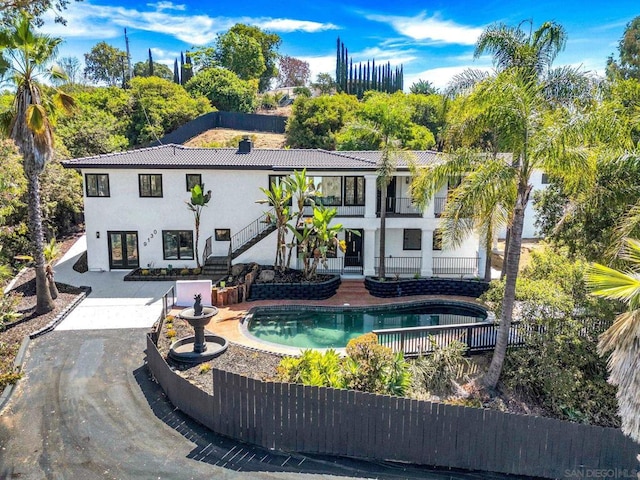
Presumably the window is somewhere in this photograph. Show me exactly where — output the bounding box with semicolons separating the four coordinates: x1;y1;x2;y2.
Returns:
344;176;365;206
186;174;202;192
162;231;194;260
266;174;292;205
215;229;231;241
403;229;422;250
139;174;163;197
85;174;110;197
541;173;550;184
268;174;288;188
433;229;443;251
312;176;342;206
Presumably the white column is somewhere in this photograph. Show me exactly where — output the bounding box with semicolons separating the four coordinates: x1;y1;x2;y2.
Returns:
423;196;435;219
421;229;433;277
364;174;377;219
363;228;377;276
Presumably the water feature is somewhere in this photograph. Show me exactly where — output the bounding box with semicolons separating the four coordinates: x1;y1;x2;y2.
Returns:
169;294;228;363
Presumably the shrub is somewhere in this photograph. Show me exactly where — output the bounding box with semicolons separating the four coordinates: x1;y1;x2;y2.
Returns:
409;339;468;397
277;349;343;387
0;342;21;388
199;364;212;374
0;292;22;329
342;333;411;396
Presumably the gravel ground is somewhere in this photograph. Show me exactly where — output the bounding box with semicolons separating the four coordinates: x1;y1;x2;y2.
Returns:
156;315;283;395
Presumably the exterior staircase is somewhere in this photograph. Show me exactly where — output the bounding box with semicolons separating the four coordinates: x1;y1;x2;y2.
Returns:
203;256;230;278
203;210;276;278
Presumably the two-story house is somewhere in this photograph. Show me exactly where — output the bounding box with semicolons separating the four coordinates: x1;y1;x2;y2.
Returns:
62;139;488;278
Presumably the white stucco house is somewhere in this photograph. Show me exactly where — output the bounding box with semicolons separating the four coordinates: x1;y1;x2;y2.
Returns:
62;139;488;278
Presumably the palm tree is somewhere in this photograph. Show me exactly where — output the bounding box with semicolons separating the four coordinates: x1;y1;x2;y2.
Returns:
411;21;618;389
186;183;211;269
284;169;316;268
338;92;414;279
414;149;515;282
586;238;640;444
0;14;73;314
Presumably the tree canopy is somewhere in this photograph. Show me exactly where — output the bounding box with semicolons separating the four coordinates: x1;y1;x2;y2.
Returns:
277;56;310;87
84;41;128;86
215;31;265;81
133;60;173;82
228;24;281;92
607;16;640;80
185;67;257;113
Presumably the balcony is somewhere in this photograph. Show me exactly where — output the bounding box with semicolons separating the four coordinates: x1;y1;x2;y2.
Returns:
434;197;446;217
377;197;422;217
303;205;365;217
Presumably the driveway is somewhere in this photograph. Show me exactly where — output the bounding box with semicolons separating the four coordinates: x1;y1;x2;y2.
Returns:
0;237;518;479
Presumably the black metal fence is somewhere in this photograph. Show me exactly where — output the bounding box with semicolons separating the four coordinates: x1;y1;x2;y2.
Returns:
153;112;287;146
432;256;478;276
295;256;363;275
375;256;422;275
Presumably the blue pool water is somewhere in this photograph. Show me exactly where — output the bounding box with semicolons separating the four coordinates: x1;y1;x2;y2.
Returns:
245;301;487;349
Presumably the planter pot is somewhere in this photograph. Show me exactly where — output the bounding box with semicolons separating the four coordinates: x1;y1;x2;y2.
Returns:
248;275;341;301
364;277;489;298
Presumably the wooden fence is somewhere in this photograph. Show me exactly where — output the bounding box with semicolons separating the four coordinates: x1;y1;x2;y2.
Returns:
146;334;639;479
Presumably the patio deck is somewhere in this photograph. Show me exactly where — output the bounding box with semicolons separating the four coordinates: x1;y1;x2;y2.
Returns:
172;280;485;355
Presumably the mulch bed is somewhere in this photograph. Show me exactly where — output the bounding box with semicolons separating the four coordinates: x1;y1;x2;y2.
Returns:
0;234;86;389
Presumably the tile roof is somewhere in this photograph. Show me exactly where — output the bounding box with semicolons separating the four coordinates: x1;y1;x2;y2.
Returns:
61;144;443;171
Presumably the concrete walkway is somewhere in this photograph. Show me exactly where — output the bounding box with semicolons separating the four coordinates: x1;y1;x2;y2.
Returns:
54;235;173;330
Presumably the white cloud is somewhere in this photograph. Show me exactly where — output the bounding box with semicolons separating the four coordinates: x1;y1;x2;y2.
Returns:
39;1;339;46
404;65;492;91
297;54;336;81
255;19;339;33
146;2;186;11
354;46;417;66
367;11;483;45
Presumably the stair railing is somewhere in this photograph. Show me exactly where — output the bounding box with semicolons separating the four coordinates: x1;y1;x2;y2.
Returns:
230;209;275;258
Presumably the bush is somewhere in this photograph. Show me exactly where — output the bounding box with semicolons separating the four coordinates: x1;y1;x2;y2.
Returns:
342;333;410;396
409;339;468;397
185;68;258;113
0;292;22;329
483;245;620;427
277;349;342;387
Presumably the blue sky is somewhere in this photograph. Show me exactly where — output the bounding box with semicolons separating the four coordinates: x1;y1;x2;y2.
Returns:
40;0;638;90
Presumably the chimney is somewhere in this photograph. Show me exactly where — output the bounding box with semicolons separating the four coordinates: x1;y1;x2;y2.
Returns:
238;136;252;154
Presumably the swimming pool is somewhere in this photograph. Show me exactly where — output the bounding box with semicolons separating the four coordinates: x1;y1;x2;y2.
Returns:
243;301;488;349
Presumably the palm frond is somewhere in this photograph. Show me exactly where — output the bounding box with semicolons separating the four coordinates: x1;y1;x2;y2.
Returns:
445;68;491;98
586;263;640;305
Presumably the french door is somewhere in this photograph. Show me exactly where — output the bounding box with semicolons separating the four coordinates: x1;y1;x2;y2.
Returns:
108;231;139;269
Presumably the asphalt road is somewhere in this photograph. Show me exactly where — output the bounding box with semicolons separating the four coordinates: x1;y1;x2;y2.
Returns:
0;329;522;480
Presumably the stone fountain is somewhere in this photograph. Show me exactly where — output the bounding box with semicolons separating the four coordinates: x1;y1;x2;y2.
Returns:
169;293;228;363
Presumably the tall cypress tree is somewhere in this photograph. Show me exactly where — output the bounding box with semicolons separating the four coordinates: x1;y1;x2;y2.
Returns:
183;51;193;84
179;52;185;85
173;58;180;84
148;48;154;77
